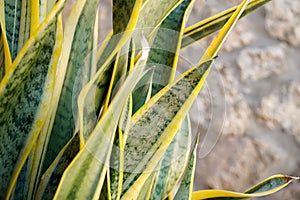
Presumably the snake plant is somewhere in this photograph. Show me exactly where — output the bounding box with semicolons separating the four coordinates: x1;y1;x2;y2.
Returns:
0;0;297;199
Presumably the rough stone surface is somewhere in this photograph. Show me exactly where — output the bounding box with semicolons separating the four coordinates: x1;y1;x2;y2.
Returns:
195;136;278;191
237;43;287;82
223;19;254;52
257;81;300;143
265;0;300;46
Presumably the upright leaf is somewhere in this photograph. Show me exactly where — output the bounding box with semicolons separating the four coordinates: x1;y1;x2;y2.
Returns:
42;0;100;172
53;66;150;199
173;133;199;200
133;0;194;112
136;0;184;38
121;59;214;199
149;117;191;200
0;0;67;198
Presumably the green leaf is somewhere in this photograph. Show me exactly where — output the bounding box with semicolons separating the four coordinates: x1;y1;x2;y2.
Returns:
192;175;299;200
3;0;22;59
0;4;12;77
133;0;194;113
42;0;100;173
182;0;271;48
35;133;80;200
136;0;184;38
149;116;191;200
121;59;214;200
173;132;199;200
0;0;66;198
53;65;150;199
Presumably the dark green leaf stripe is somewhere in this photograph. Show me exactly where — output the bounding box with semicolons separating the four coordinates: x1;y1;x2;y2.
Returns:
136;0;184;38
133;0;194;113
174;133;199;200
4;0;22;60
150;117;191;200
43;0;99;173
113;0;136;34
0;1;66;198
35;133;80;200
0;31;4;80
147;0;194;95
0;19;57;199
17;0;32;54
245;176;296;194
121;59;213;198
53;65;148;199
182;0;271;48
192;175;298;200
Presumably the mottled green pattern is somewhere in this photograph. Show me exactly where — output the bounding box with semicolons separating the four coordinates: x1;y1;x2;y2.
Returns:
4;0;22;59
43;0;99;173
133;0;193;113
245;177;292;194
0;20;56;198
136;0;184;37
182;0;271;48
36;133;79;200
147;0;193;95
53;66;146;199
122;60;213;195
174;133;199;200
17;0;31;53
150;117;190;200
113;0;136;34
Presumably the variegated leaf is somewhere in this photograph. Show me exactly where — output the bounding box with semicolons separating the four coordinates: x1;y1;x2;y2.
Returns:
182;0;270;48
0;0;66;198
192;175;299;200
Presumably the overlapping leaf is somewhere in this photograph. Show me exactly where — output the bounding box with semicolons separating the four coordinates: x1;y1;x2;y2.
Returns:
53;65;150;199
0;0;66;198
182;0;271;48
42;0;100;172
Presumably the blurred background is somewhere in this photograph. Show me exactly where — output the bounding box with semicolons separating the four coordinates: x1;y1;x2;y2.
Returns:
64;0;300;199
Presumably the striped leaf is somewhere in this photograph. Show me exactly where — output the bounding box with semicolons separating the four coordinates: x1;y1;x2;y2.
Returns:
53;66;150;199
0;0;66;198
3;0;41;61
0;1;12;74
121;1;249;198
13;14;63;200
173;133;199;200
192;175;299;200
42;0;100;173
182;0;271;48
121;59;214;199
149;117;191;200
3;0;22;59
35;133;80;200
136;0;184;38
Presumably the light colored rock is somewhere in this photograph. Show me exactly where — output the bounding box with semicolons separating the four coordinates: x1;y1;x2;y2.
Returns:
265;0;300;46
196;136;278;191
257;81;300;143
223;19;254;52
237;44;287;82
193;62;251;137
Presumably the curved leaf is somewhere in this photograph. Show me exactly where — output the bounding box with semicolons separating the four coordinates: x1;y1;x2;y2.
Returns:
192;175;299;200
182;0;271;48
